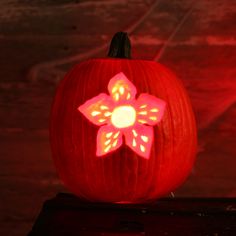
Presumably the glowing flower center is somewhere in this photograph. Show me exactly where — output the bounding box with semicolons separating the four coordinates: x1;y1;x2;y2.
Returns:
111;105;136;128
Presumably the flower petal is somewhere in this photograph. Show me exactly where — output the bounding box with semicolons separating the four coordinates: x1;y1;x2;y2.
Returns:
96;125;123;156
136;93;166;126
124;125;153;159
78;93;114;126
108;72;137;102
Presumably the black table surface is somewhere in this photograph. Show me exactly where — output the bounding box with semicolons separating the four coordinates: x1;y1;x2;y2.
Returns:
28;193;236;236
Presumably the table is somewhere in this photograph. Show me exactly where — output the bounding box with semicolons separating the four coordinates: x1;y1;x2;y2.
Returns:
28;193;236;236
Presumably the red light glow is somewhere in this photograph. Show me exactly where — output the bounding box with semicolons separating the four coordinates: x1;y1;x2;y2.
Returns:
78;72;166;158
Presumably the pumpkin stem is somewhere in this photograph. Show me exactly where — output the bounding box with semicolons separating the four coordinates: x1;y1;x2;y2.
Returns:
108;32;131;59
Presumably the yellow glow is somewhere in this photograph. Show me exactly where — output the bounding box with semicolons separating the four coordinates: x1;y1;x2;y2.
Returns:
91;111;101;116
104;144;111;153
140;144;145;152
151;108;159;112
132;129;138;137
112;86;118;93
132;139;137;147
105;139;111;145
104;111;112;117
114;131;120;139
100;105;108;110
126;92;131;100
149;116;157;121
141;135;148;142
106;132;113;138
138;119;146;124
111;105;136;128
138;111;147;115
140;104;147;108
119;86;124;95
114;93;119;101
112;139;118;147
99;118;106;122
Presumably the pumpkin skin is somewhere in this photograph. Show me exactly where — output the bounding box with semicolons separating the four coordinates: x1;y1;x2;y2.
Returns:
50;58;197;203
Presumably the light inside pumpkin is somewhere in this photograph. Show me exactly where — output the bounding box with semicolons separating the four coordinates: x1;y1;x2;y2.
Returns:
78;72;166;158
111;105;136;128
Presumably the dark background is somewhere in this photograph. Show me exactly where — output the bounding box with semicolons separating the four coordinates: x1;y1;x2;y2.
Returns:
0;0;236;235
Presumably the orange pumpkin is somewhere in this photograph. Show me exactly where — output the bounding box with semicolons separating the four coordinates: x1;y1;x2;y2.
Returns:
50;32;197;203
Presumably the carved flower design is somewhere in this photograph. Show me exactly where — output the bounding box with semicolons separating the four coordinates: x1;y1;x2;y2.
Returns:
78;72;166;159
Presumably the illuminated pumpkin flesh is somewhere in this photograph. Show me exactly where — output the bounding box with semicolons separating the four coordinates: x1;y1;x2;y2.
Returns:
78;72;166;158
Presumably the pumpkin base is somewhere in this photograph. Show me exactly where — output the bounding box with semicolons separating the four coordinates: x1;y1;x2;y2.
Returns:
115;201;133;204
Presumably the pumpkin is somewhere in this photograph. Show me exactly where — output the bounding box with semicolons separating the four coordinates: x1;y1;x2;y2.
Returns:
50;32;197;203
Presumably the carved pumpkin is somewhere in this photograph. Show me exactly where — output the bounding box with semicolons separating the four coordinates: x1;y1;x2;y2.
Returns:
50;32;197;203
